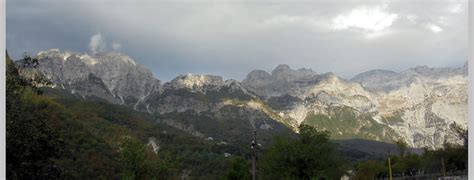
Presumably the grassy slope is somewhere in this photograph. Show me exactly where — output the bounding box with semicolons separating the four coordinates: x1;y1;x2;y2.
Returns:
303;106;399;142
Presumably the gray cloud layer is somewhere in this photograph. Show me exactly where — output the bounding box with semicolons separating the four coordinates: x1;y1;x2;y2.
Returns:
7;0;468;81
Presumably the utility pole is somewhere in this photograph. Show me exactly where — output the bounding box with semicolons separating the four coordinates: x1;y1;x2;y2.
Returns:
387;154;393;180
441;158;446;177
251;131;258;180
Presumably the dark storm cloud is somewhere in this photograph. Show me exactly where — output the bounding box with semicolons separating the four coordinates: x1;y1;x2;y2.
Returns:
7;0;468;81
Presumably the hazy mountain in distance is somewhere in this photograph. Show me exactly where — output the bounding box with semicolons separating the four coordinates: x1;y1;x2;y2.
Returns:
351;63;468;92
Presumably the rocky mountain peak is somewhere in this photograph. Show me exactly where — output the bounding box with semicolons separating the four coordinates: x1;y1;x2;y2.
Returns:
165;74;252;96
297;68;315;74
351;63;467;92
95;52;138;66
37;49;63;58
351;69;398;81
169;74;225;90
243;65;325;98
245;70;272;81
274;64;291;71
271;64;316;81
37;49;139;67
21;49;161;108
320;72;341;83
242;70;272;91
413;65;430;72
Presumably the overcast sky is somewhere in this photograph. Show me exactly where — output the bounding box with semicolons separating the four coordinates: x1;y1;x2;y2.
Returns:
7;0;468;81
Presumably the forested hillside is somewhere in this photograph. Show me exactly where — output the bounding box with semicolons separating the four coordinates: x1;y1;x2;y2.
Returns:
6;54;467;179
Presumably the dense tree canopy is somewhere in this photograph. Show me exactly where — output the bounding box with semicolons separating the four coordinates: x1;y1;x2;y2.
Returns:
353;139;468;179
6;54;63;178
225;157;251;180
260;125;347;179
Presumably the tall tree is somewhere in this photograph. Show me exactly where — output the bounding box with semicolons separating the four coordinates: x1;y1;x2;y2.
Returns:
225;157;251;180
119;136;147;179
394;139;408;157
260;125;347;179
119;136;175;179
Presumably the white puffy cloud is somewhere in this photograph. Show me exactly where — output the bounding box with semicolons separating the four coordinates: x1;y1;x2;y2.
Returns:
89;33;106;54
426;23;443;33
88;33;122;53
331;5;398;33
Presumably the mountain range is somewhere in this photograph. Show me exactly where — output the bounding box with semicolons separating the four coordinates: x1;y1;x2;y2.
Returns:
17;49;468;149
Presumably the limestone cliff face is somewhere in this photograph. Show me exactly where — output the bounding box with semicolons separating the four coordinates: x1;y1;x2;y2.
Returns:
142;73;256;114
242;64;318;98
243;64;468;149
354;65;468;149
19;49;161;108
20;49;467;149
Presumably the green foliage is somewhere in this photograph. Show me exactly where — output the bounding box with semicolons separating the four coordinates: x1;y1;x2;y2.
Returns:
421;144;468;173
303;106;398;142
382;114;404;125
353;160;387;180
53;119;122;179
6;54;63;179
118;136;176;180
353;143;467;178
158;106;295;151
225;157;251;180
260;125;347;179
120;136;147;179
41;87;249;179
394;139;408;157
390;153;422;176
